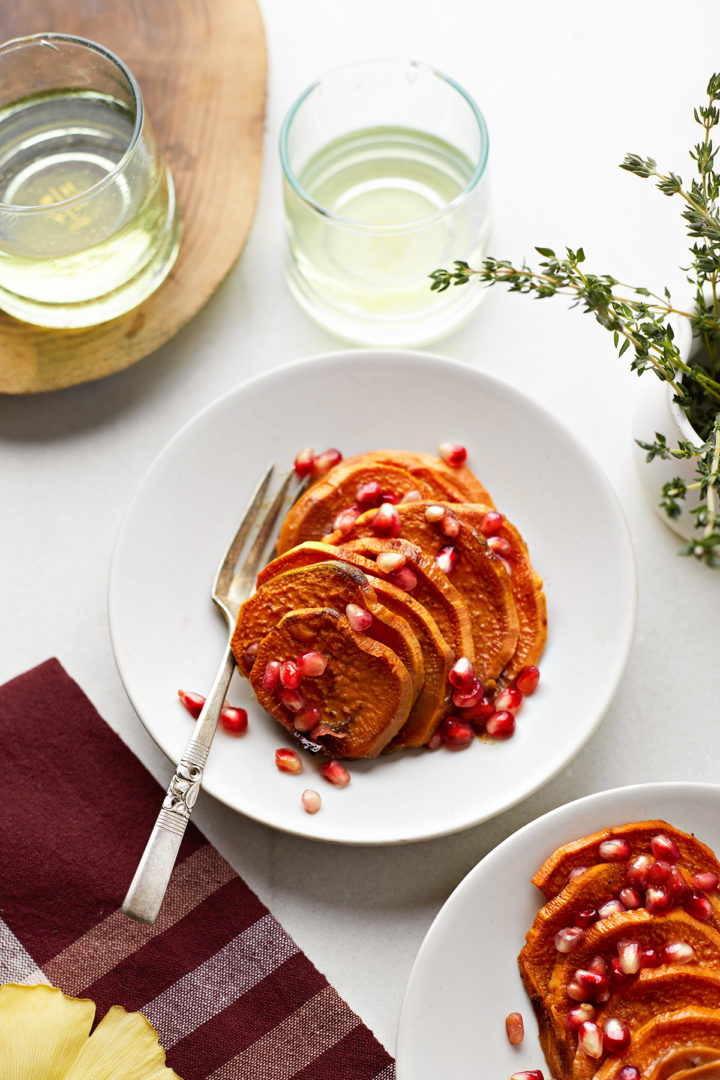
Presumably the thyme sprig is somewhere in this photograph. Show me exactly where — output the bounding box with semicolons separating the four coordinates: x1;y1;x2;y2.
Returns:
430;73;720;567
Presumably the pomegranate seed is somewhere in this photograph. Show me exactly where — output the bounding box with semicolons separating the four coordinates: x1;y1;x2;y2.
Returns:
645;885;671;914
278;687;304;712
438;441;467;466
380;491;400;504
426;731;443;750
488;535;512;557
376;551;406;573
515;666;540;695
554;927;585;953
301;788;321;813
294;705;321;732
588;955;608;976
693;871;719;891
452;678;485;709
372;502;401;536
242;641;260;668
510;1073;544;1080
485;710;515;739
578;1021;603;1058
651;833;681;862
618;1069;641;1080
424;504;446;523
609;957;634;989
505;1012;524;1045
464;695;496;727
275;747;302;774
685;890;713;921
440;513;461;538
345;603;373;632
440;717;475;749
617;939;642;975
479;510;503;536
667;865;690;903
619;886;643;910
390;566;417;591
262;661;282;691
435;545;459;573
356;480;382;505
494;687;523;714
293;447;315;477
280;661;301;689
598;899;625;919
599;838;631;862
625;854;653;889
661;941;695;964
219;706;248;735
312;448;342;476
320;760;351;787
642;948;660;968
448;656;475;689
568;866;589;881
400;489;422;503
333;506;360;535
569;970;608;1003
603;1018;631;1055
574;907;599;929
566;1004;596;1031
296;651;327;677
647;859;672;886
177;689;205;718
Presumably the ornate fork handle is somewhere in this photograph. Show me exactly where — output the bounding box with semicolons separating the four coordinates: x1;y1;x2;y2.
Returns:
122;642;235;924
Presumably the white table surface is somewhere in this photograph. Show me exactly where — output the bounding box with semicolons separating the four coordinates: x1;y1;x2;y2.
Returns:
2;0;720;1059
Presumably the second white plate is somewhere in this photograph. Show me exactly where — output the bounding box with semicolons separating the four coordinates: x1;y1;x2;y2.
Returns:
109;349;637;844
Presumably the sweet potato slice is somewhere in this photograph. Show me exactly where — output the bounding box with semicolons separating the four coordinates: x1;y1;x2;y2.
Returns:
532;821;720;899
231;560;424;701
592;1008;720;1080
672;1061;720;1080
249;607;413;758
325;502;518;685
339;449;495;506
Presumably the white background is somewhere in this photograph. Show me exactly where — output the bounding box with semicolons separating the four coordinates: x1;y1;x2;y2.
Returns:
2;0;720;1057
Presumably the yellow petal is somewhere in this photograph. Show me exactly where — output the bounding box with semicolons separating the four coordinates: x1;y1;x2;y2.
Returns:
0;983;95;1080
62;1005;182;1080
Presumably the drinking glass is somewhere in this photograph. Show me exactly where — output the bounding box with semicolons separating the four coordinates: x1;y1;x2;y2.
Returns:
279;59;490;347
0;33;181;329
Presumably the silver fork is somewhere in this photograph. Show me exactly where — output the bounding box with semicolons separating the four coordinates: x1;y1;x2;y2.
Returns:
122;464;298;925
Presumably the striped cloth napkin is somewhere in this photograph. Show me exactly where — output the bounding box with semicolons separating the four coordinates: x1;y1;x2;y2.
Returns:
1;658;395;1080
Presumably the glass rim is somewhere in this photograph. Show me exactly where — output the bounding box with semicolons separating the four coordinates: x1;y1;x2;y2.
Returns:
278;58;489;232
0;32;144;215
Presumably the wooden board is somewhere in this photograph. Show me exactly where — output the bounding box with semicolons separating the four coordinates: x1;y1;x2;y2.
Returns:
0;0;267;393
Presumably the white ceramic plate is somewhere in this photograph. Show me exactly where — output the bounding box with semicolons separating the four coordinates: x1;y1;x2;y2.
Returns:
108;350;636;844
396;782;720;1079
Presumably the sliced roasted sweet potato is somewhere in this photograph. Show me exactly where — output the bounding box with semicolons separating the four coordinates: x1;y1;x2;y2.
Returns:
249;606;413;758
338;449;495;506
231;560;424;701
532;821;720;899
592;1008;720;1080
672;1060;720;1080
325;502;518;685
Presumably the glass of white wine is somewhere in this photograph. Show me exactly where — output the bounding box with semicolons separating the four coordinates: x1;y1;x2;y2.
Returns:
279;59;490;347
0;33;181;329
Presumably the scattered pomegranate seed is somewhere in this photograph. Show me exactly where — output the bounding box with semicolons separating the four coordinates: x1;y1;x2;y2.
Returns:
568;970;609;1004
566;1004;596;1031
667;865;690;903
609;957;633;989
372;502;401;536
515;665;540;695
440;513;461;538
505;1012;524;1045
554;927;585;953
302;789;322;813
661;941;695;964
435;545;459;574
573;907;599;929
603;1017;631;1055
242;641;260;668
356;480;382;505
479;510;503;536
177;689;205;718
494;687;523;714
399;489;420;503
618;1069;641;1080
693;871;719;891
424;504;446;523
568;866;589;881
685;890;713;921
296;651;327;678
278;687;304;712
647;859;672;886
651;834;681;862
617;939;642;975
588;955;608;976
645;885;671;914
618;886;643;910
464;695;496;727
219;706;248;735
320;760;351;787
625;854;653;889
312;448;342;476
452;678;485;709
438;441;467;466
275;747;302;774
345;603;373;632
426;731;443;750
485;710;515;739
642;947;660;968
294;705;321;732
293;447;315;477
390;566;418;591
597;899;625;919
333;506;360;535
599;838;631;862
280;661;301;689
510;1073;544;1080
262;661;282;691
578;1020;603;1058
488;535;512;558
376;551;406;574
440;717;475;749
448;656;475;689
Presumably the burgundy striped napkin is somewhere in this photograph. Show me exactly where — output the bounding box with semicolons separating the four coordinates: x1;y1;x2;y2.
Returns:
1;658;395;1080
